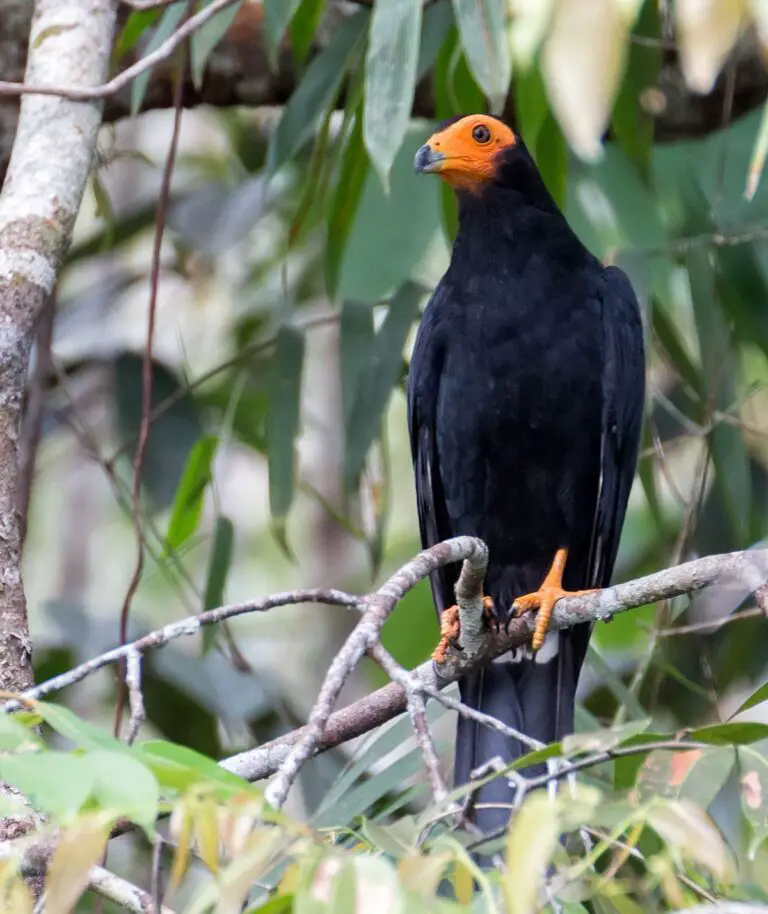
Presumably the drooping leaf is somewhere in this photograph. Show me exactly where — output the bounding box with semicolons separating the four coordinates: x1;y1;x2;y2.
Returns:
267;10;368;173
647;798;730;881
344;282;422;486
267;325;305;550
433;24;485;120
504;792;561;914
290;0;327;64
201;515;235;654
339;299;374;427
45;816;110;914
164;434;219;554
451;0;511;113
541;0;643;161
675;0;745;94
687;245;751;543
115;8;162;59
264;0;302;55
363;0;423;189
191;0;243;89
33;701;128;754
636;746;734;811
112;353;203;512
130;2;186;117
739;745;768;858
136;739;250;794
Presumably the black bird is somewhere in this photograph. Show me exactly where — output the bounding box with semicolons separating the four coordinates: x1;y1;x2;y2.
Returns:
407;114;645;835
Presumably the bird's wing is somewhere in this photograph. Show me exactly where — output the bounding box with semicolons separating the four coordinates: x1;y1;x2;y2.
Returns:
407;292;458;617
588;265;646;589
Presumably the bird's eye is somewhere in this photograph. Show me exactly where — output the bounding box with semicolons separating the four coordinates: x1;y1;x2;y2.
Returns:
472;124;492;144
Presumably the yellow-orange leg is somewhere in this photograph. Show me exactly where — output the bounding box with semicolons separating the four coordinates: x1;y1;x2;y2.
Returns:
512;548;597;651
432;596;496;664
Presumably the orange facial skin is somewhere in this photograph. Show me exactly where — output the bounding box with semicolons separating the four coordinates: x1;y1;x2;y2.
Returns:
413;114;517;192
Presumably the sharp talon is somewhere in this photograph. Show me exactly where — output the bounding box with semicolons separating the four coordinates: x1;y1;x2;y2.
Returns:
510;548;598;652
482;595;500;632
432;605;460;664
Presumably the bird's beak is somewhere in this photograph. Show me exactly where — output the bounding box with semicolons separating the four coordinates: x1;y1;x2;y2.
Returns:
414;144;445;174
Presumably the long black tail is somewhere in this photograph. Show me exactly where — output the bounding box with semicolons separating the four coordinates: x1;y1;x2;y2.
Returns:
454;628;587;836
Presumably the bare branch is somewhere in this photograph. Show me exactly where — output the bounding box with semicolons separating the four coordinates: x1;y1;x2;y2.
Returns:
263;537;487;809
124;650;145;746
0;0;239;102
370;644;448;803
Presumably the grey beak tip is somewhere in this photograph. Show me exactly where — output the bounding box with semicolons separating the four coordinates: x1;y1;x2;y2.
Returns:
414;144;442;174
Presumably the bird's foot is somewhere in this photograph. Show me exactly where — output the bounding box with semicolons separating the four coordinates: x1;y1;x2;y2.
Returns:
508;548;597;651
432;596;497;663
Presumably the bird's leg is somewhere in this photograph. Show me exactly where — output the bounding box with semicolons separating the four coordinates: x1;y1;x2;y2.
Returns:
510;548;597;651
432;596;497;664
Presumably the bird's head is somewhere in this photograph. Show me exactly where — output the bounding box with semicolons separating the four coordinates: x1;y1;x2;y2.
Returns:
414;114;518;193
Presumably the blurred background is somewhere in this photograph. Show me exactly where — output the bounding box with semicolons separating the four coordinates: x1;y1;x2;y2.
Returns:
8;0;768;858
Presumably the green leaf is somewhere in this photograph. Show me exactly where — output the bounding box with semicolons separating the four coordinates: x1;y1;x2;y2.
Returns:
289;0;326;65
0;753;94;821
562;717;651;755
115;8;162;59
0;713;42;751
80;751;160;836
164;434;219;554
433;24;485;119
736;679;768;716
344;283;422;486
610;0;660;178
131;2;186;117
136;740;249;794
738;746;768;858
687;245;751;543
191;0;243;90
690;722;768;745
326;105;368;298
586;644;648;721
363;0;423;190
450;0;510;112
34;702;128;753
201;515;235;654
747;97;768;200
267;326;305;548
514;64;549;153
264;0;302;55
416;1;454;79
267;10;368;174
636;746;733;811
339;300;374;426
504;792;560;914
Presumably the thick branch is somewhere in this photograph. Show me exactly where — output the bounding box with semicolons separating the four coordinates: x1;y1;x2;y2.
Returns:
221;548;768;784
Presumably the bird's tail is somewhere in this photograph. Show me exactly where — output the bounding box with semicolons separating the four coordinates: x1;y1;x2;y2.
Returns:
454;630;583;837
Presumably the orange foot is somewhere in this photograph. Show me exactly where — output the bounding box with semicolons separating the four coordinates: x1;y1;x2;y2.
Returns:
511;548;597;651
432;596;496;664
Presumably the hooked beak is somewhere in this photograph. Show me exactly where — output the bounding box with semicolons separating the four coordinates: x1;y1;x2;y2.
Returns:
414;143;445;174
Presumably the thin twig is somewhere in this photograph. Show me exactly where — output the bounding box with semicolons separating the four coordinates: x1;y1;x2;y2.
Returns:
370;644;448;802
124;650;145;746
0;0;239;103
263;538;488;809
114;16;188;738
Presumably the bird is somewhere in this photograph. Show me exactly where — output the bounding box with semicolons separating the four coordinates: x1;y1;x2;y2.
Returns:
406;114;645;837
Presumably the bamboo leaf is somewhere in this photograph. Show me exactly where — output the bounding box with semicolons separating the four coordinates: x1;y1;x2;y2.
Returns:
191;0;242;89
164;434;219;554
451;0;510;112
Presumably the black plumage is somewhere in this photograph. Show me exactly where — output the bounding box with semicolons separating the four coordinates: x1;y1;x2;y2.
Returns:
407;115;645;836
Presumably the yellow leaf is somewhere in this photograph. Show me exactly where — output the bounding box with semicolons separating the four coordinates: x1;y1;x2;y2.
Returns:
169;802;193;893
398;852;450;897
195;800;221;875
504;792;561;914
45;816;109;914
648;798;731;882
541;0;643;160
676;0;747;93
454;857;474;906
506;0;556;68
217;829;283;914
6;879;33;914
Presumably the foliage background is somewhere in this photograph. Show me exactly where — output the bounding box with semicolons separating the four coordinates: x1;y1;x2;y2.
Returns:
9;0;768;910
